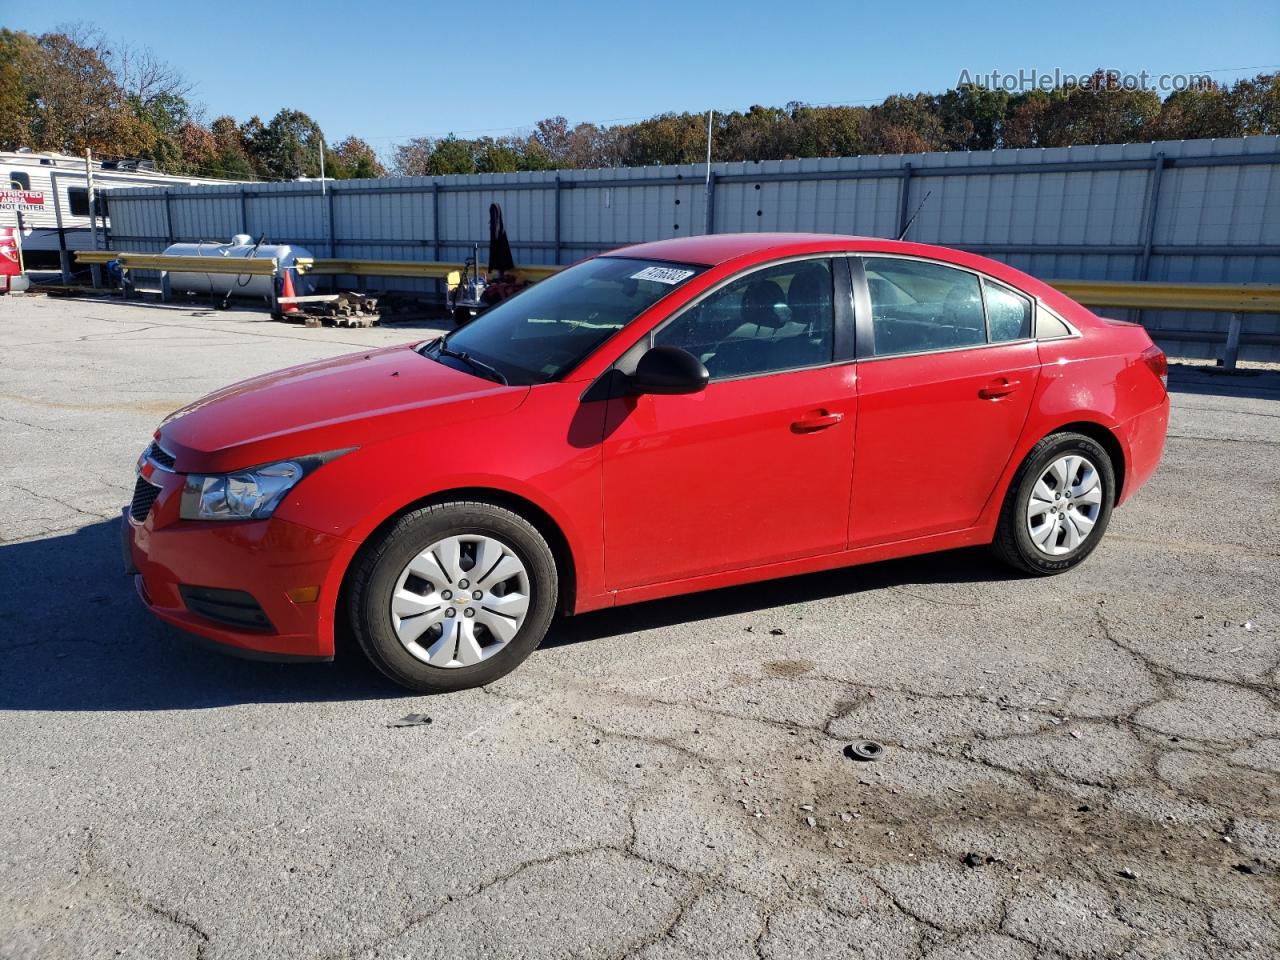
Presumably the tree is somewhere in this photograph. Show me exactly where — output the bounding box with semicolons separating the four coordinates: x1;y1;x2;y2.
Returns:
209;115;257;179
113;43;194;112
0;30;40;150
23;26;146;155
935;84;1009;151
1227;73;1280;134
619;112;708;166
392;137;433;176
1150;85;1235;140
425;135;478;175
253;109;325;179
863;94;943;154
788;104;867;159
719;105;791;161
178;121;218;176
329;136;385;179
1029;71;1161;148
532;116;572;166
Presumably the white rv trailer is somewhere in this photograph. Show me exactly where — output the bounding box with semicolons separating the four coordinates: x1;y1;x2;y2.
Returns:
0;148;239;270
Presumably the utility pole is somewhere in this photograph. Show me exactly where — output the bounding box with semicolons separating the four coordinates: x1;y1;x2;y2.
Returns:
319;136;326;196
85;149;100;250
704;110;715;235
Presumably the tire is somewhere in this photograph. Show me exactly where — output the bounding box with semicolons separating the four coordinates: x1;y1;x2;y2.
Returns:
349;501;558;693
992;431;1116;576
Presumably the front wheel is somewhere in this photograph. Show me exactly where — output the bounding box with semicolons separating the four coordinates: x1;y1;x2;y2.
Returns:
349;501;558;692
992;432;1116;575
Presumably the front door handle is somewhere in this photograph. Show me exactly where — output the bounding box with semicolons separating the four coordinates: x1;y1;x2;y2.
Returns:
979;377;1022;399
792;411;844;433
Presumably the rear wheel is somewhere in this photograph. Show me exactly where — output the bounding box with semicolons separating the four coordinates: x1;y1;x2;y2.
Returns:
349;501;558;692
993;432;1115;575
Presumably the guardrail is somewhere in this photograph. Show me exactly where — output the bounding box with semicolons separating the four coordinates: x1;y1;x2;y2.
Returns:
75;250;282;307
293;258;561;282
75;250;280;275
1048;280;1280;370
75;251;1276;369
1049;280;1280;315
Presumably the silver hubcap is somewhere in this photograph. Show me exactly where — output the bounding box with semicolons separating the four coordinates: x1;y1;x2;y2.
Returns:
1026;454;1103;556
390;534;530;668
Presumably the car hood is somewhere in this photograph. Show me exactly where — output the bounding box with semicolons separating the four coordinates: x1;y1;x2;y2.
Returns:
157;343;527;474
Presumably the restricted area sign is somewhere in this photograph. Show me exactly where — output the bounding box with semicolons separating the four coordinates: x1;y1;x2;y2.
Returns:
0;189;45;212
1;227;24;292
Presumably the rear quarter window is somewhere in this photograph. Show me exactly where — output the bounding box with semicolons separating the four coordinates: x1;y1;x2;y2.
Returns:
984;280;1033;342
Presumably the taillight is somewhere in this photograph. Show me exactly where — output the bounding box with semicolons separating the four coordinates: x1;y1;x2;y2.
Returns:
1141;344;1168;390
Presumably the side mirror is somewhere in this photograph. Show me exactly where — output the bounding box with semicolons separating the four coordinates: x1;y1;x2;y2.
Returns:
628;346;709;396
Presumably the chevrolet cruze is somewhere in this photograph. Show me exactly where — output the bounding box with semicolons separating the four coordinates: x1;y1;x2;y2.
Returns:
122;234;1170;692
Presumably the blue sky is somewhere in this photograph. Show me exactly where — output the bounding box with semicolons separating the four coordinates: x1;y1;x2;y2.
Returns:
8;0;1279;152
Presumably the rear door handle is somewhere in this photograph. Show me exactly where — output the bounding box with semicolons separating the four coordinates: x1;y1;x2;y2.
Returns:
979;377;1022;399
792;411;844;433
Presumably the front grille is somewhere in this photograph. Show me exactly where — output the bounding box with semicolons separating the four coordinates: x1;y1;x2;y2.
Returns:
129;476;161;522
179;585;275;632
148;442;176;469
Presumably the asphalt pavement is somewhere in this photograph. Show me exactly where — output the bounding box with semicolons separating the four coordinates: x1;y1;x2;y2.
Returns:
1;294;1277;959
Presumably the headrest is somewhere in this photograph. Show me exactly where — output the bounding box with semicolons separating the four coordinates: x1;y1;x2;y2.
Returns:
787;264;832;317
742;279;788;329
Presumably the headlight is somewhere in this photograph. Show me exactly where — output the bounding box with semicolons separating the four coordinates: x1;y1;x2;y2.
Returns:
179;450;351;521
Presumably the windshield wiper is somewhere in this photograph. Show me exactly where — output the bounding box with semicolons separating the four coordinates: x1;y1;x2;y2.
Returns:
426;339;508;385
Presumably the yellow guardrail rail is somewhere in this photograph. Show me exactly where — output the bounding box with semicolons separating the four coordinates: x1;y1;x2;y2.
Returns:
75;251;279;276
76;252;1279;312
294;258;563;282
1049;280;1280;314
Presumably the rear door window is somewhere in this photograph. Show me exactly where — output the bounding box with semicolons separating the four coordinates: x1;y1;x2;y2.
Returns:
864;258;985;356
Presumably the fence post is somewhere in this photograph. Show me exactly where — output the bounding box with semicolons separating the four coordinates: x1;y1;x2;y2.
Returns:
325;185;337;293
50;176;72;284
164;192;175;245
1137;153;1165;282
553;175;562;265
326;185;336;257
239;190;249;236
704;171;717;235
1222;314;1243;371
431;181;441;301
896;162;914;239
1135;152;1166;327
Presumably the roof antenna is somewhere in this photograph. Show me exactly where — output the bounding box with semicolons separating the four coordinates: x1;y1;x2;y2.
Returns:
897;190;932;241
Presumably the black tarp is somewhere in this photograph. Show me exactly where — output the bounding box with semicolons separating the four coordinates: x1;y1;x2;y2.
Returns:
488;203;515;274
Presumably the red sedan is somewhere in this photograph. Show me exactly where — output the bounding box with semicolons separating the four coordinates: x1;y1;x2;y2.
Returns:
122;234;1169;692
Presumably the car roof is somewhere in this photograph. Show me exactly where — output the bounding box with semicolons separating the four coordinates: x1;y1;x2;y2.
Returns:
607;233;877;265
605;232;1081;317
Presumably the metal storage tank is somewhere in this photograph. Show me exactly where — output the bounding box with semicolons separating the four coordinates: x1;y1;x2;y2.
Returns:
162;235;313;297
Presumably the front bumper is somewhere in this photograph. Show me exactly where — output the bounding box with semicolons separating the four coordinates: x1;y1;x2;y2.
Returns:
122;482;350;661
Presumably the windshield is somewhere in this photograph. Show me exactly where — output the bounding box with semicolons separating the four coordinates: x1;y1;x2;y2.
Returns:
422;257;704;385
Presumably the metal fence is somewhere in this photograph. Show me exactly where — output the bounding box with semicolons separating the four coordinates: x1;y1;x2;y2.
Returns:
102;136;1280;362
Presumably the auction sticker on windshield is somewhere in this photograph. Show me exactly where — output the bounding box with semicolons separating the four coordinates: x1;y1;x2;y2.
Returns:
630;266;696;285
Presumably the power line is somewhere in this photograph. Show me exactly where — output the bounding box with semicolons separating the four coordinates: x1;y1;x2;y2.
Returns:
350;63;1280;145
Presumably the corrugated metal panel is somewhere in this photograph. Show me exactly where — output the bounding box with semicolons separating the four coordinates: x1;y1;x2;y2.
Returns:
100;136;1280;361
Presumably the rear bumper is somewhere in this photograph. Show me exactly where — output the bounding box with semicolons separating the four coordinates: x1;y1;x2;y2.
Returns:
1116;395;1170;505
122;503;348;660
